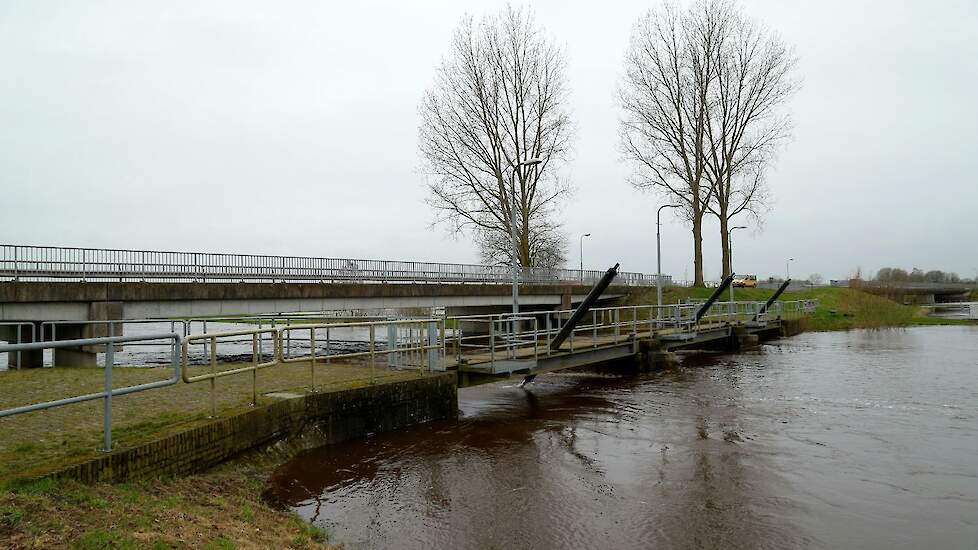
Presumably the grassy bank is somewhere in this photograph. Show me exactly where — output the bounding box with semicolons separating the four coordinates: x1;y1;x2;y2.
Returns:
0;455;333;549
627;285;973;331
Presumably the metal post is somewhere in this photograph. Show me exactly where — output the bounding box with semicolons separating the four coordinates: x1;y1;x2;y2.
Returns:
632;306;638;338
257;319;263;358
369;325;376;384
579;233;591;280
509;184;521;318
387;321;398;368
310;328;317;390
15;324;21;370
102;325;114;452
656;204;679;319
614;309;620;344
209;337;217;418
533;318;539;361
427;320;438;372
728;226;747;321
489;320;495;365
545;313;552;355
251;332;258;406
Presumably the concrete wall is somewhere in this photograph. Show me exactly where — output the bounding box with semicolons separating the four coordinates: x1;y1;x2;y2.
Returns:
50;373;457;483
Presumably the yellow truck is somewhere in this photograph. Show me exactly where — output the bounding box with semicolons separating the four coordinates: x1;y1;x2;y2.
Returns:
733;274;757;288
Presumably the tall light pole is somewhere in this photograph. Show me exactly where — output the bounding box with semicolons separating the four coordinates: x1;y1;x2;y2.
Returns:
509;157;543;317
579;233;591;280
786;258;794;281
728;225;747;306
657;204;681;317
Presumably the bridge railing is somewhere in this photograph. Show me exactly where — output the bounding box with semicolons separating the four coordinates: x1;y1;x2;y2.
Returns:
447;299;819;369
0;244;667;286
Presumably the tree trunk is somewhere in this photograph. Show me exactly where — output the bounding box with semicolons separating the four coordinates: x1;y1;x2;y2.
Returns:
692;214;705;287
718;214;730;279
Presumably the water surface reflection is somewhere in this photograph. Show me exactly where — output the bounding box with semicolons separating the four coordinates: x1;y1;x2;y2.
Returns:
266;326;978;549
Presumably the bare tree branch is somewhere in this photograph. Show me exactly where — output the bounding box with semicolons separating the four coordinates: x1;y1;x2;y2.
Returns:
419;6;574;267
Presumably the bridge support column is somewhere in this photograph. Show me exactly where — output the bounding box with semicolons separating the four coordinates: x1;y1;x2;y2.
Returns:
731;326;759;350
53;302;124;367
634;340;677;372
0;322;43;368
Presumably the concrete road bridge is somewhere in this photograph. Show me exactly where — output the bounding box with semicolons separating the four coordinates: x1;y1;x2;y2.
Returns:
919;302;978;320
858;281;975;304
0;244;670;367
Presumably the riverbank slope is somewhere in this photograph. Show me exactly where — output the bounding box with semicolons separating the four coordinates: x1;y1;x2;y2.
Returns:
0;455;334;549
627;286;973;331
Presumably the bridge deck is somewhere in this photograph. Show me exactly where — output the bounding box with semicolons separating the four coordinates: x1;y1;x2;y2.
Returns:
449;319;780;385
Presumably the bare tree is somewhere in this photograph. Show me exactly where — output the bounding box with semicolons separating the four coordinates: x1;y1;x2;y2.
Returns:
419;6;573;268
619;3;724;287
620;1;797;285
704;2;798;277
475;222;567;268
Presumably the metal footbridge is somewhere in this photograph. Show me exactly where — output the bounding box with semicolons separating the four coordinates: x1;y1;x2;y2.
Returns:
444;298;816;386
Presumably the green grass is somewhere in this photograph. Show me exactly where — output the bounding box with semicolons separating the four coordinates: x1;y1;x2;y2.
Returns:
71;529;138;550
0;464;336;549
627;285;974;331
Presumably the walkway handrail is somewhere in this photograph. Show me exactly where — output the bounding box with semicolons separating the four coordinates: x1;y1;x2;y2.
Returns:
181;328;279;416
0;244;667;286
0;332;182;451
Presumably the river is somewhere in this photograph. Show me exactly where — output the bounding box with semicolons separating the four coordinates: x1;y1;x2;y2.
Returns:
264;326;978;549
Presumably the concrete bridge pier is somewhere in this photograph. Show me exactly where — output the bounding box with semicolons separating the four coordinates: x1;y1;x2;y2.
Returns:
0;322;43;368
50;302;124;367
633;340;678;372
731;326;760;350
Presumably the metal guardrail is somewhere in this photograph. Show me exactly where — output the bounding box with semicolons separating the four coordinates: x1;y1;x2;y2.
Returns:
0;322;36;370
0;332;182;451
279;318;443;384
182;328;279;416
177;318;445;417
447;299;818;370
0;244;669;287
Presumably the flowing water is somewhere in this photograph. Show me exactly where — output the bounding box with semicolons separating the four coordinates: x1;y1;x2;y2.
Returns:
265;326;978;549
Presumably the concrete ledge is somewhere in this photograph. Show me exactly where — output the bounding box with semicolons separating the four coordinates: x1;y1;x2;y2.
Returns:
0;281;632;303
49;373;458;484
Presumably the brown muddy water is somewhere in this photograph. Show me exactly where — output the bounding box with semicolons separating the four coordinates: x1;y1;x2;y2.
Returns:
264;326;978;549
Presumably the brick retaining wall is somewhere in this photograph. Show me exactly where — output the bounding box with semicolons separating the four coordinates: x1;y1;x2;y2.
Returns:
53;373;457;483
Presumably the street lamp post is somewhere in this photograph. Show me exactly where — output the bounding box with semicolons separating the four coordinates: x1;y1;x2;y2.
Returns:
579;233;591;281
509;157;543;318
657;204;681;319
728;226;747;314
786;258;794;281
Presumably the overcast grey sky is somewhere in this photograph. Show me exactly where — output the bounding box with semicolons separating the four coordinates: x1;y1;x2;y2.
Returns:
1;1;976;281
